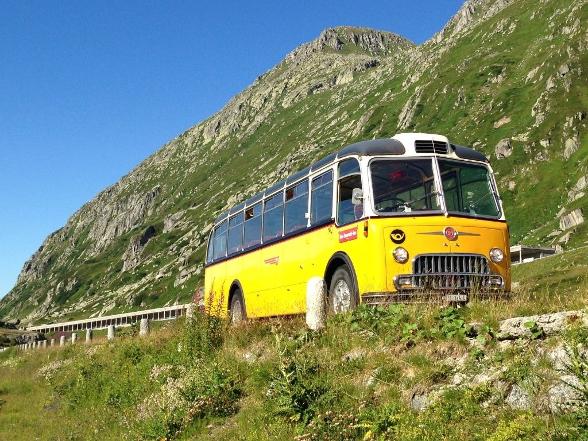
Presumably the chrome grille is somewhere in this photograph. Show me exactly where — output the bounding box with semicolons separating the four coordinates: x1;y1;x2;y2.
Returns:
415;140;449;154
414;254;490;275
411;254;491;290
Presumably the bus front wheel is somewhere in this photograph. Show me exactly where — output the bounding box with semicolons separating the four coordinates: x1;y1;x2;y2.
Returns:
329;266;358;314
230;289;247;325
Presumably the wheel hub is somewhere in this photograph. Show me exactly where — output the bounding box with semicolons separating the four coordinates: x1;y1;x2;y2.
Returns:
333;279;352;313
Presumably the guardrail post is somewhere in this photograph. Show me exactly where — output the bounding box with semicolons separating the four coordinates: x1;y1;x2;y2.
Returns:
60;336;65;347
50;339;55;347
107;325;115;341
186;304;195;319
306;277;327;331
139;318;149;337
42;340;47;349
86;329;92;343
71;333;77;344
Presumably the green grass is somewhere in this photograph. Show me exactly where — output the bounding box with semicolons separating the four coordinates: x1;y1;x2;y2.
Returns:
1;263;587;440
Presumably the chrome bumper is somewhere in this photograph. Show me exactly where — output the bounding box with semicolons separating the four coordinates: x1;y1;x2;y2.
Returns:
393;272;504;291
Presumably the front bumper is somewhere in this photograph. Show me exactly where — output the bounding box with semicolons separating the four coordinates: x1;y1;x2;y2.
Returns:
361;273;506;306
393;272;504;291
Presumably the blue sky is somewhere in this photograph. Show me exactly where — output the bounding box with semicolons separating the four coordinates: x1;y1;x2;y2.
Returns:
0;0;464;298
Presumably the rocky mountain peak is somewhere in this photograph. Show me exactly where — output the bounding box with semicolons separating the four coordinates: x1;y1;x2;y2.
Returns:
432;0;513;43
286;26;414;64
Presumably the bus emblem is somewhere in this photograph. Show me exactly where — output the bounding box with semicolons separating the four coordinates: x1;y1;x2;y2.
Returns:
339;227;358;243
444;227;458;241
390;229;405;244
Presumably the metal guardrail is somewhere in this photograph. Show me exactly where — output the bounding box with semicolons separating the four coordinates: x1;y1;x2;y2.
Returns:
27;303;192;334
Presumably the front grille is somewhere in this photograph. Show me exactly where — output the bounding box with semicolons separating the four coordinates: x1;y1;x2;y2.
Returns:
414;254;490;275
415;140;449;154
410;254;491;290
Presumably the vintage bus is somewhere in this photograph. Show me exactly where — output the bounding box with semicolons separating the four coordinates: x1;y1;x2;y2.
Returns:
204;133;510;322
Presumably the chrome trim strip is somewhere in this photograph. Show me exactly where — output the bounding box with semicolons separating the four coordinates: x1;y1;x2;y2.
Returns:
417;231;481;236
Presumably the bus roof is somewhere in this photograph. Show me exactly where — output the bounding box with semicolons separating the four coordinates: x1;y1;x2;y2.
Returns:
214;134;488;223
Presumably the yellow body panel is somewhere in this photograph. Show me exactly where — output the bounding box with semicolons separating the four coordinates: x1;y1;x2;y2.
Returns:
204;215;510;318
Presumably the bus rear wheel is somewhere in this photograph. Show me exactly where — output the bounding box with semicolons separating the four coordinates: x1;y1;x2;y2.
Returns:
230;289;247;325
329;266;358;314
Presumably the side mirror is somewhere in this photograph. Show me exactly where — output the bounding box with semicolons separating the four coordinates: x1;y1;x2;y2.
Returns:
352;188;364;206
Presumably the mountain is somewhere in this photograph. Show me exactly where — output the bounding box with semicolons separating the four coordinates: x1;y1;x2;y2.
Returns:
1;0;586;324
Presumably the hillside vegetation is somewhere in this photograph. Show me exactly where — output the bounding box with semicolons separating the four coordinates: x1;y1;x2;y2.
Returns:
1;0;586;325
1;254;588;440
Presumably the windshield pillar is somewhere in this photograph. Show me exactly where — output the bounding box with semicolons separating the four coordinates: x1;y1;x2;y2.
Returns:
431;155;448;215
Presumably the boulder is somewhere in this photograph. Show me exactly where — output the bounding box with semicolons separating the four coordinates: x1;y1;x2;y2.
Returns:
548;375;583;413
410;391;431;411
493;116;511;128
495;138;513;159
505;384;531;410
568;176;587;202
497;310;587;340
559;209;584;231
564;136;579;160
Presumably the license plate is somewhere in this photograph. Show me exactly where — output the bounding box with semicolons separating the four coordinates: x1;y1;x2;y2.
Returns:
445;294;468;302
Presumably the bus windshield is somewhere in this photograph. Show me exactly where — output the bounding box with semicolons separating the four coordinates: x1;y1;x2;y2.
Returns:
438;159;500;218
370;158;500;218
370;159;440;213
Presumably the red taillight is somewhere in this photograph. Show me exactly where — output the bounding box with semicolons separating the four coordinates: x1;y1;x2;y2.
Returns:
444;226;458;241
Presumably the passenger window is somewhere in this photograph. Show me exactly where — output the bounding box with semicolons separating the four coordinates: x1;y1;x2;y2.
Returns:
337;159;363;224
263;192;284;241
285;180;309;234
227;212;244;255
206;231;214;264
243;203;262;249
339;158;361;178
311;170;333;225
212;220;228;260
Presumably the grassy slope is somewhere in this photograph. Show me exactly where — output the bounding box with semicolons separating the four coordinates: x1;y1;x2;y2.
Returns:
1;255;588;441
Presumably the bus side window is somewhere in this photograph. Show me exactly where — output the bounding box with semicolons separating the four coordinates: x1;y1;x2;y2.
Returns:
212;220;228;260
285;180;309;234
311;170;333;225
243;203;262;249
337;159;363;225
206;231;214;264
227;212;244;255
263;192;284;241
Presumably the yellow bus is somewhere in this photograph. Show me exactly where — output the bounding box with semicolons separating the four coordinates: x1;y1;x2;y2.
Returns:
204;133;510;322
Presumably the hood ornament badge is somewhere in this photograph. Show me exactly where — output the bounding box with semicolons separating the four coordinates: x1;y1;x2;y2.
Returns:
443;226;458;241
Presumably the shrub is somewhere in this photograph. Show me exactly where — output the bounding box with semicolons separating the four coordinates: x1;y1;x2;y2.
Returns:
136;362;242;440
486;414;539;441
523;320;545;340
563;325;588;431
431;307;472;340
179;312;224;363
346;304;407;334
268;333;331;424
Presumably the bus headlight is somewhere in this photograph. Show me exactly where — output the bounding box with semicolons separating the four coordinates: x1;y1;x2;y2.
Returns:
393;247;409;263
489;248;504;263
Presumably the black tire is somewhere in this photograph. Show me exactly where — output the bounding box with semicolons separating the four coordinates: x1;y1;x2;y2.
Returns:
328;266;359;314
229;289;247;325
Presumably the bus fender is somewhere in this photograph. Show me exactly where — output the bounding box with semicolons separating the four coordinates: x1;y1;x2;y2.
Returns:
228;280;246;311
324;252;359;295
